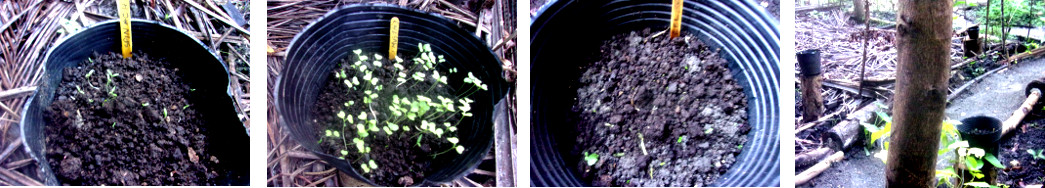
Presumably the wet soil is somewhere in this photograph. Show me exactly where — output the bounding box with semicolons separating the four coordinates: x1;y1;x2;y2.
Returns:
44;53;225;185
313;53;462;186
998;117;1045;186
570;29;750;187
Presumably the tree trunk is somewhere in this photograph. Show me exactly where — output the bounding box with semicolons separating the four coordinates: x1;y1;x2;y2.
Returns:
800;75;823;122
886;0;952;187
854;0;867;22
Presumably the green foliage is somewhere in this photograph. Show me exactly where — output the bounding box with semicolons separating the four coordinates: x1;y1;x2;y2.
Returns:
978;0;1045;27
1028;149;1045;160
583;152;599;166
862;105;892;150
104;69;119;98
320;44;486;174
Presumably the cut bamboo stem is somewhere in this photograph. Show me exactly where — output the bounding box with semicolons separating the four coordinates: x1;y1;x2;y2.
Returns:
796;151;844;185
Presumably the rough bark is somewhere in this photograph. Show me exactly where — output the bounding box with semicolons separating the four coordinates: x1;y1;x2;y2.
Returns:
854;0;867;22
796;147;833;168
886;0;952;187
801;75;824;122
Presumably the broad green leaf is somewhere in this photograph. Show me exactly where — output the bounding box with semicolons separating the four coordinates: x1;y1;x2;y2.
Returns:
985;153;1005;168
966;156;984;170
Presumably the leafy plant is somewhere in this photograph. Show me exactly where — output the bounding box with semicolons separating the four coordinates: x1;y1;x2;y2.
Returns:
320;44;487;174
978;0;1045;28
861;103;892;151
583;152;599;166
1028;149;1045;160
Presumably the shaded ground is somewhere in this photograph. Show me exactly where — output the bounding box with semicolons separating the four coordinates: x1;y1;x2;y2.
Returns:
998;118;1045;186
803;58;1045;187
801;146;885;188
946;59;1045;119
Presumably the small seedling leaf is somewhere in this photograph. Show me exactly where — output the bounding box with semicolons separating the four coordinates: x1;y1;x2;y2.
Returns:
985;153;1004;168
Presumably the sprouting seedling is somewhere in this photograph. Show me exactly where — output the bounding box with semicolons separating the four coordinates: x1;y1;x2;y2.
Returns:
141;102;149;107
111;122;116;128
704;127;714;134
105;69;119;87
1029;149;1045;160
331;45;480;169
677;135;687;143
108;86;118;98
583;151;599;166
163;108;168;121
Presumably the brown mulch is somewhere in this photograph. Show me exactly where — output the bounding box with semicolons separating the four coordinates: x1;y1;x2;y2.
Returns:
266;0;516;186
0;0;250;185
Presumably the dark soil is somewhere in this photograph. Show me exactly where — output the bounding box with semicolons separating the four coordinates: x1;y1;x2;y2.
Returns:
570;29;750;187
998;116;1045;186
44;53;225;185
313;52;462;186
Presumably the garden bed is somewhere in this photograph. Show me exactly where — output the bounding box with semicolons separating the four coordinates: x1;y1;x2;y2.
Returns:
998;116;1045;186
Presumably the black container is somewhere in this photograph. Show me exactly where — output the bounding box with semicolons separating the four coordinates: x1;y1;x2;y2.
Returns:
531;0;779;186
957;115;1002;183
797;49;821;77
958;116;1002;156
274;4;508;186
20;20;249;185
967;25;980;40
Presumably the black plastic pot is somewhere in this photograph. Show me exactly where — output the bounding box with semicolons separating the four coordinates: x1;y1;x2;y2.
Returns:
531;0;779;187
958;116;1002;156
957;115;1002;183
967;25;980;40
20;20;249;185
274;4;508;186
797;49;821;77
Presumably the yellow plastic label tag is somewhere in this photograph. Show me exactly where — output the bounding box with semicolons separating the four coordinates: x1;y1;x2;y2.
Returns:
389;17;400;61
669;0;683;39
118;0;132;58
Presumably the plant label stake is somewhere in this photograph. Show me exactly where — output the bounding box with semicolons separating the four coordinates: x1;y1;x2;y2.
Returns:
668;0;683;39
389;17;400;61
117;0;132;58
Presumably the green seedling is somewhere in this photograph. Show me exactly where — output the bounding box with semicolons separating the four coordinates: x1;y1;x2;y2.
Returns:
1028;149;1045;160
677;135;686;143
583;152;599;166
324;44;485;174
141;102;149;107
